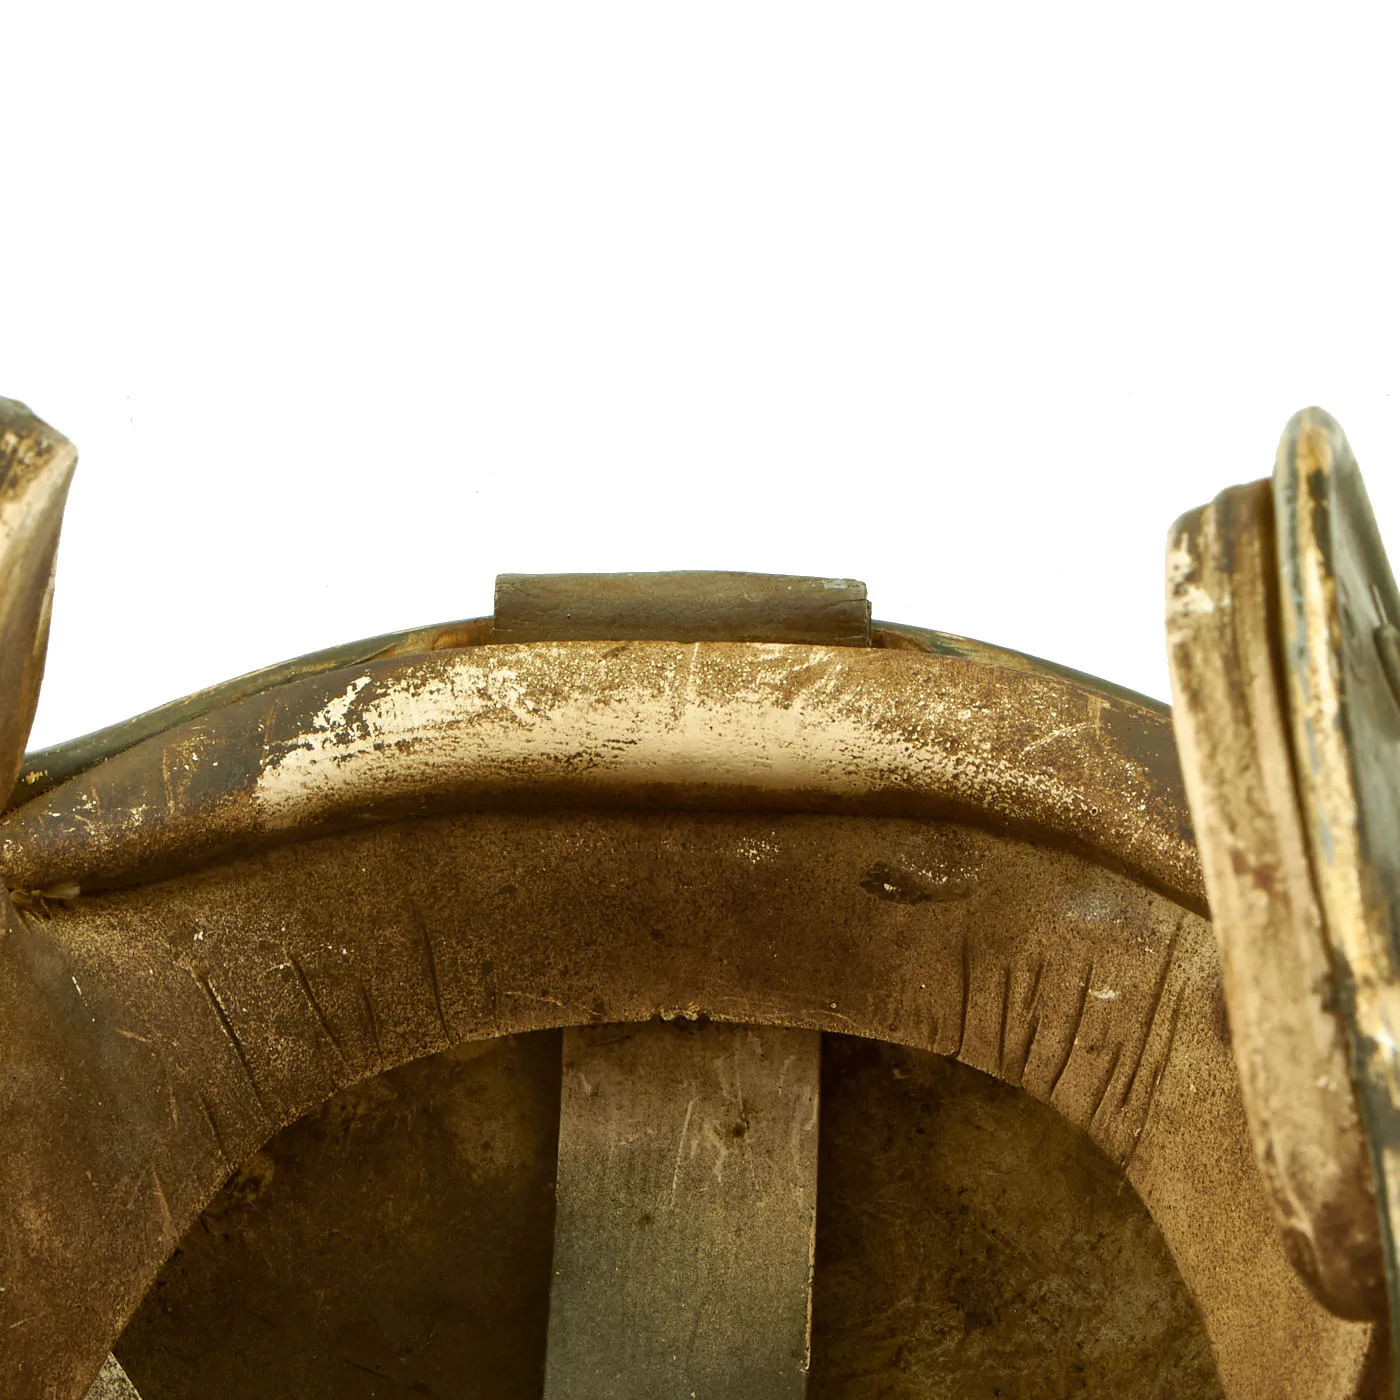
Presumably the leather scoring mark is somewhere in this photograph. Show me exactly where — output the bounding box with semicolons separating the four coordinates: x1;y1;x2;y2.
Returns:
195;972;272;1119
197;1093;232;1171
289;955;348;1066
410;902;451;1043
356;980;384;1069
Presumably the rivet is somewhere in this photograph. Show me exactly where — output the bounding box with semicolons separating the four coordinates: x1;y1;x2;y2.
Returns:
1370;583;1400;712
1376;623;1400;712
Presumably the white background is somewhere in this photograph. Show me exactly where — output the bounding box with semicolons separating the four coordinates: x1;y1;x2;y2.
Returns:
5;4;1398;749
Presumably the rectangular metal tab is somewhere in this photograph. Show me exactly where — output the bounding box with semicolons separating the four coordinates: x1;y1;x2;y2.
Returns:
543;1022;820;1400
493;571;870;646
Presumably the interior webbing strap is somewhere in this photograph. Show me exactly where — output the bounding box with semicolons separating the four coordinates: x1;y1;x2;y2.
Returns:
543;1022;821;1399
